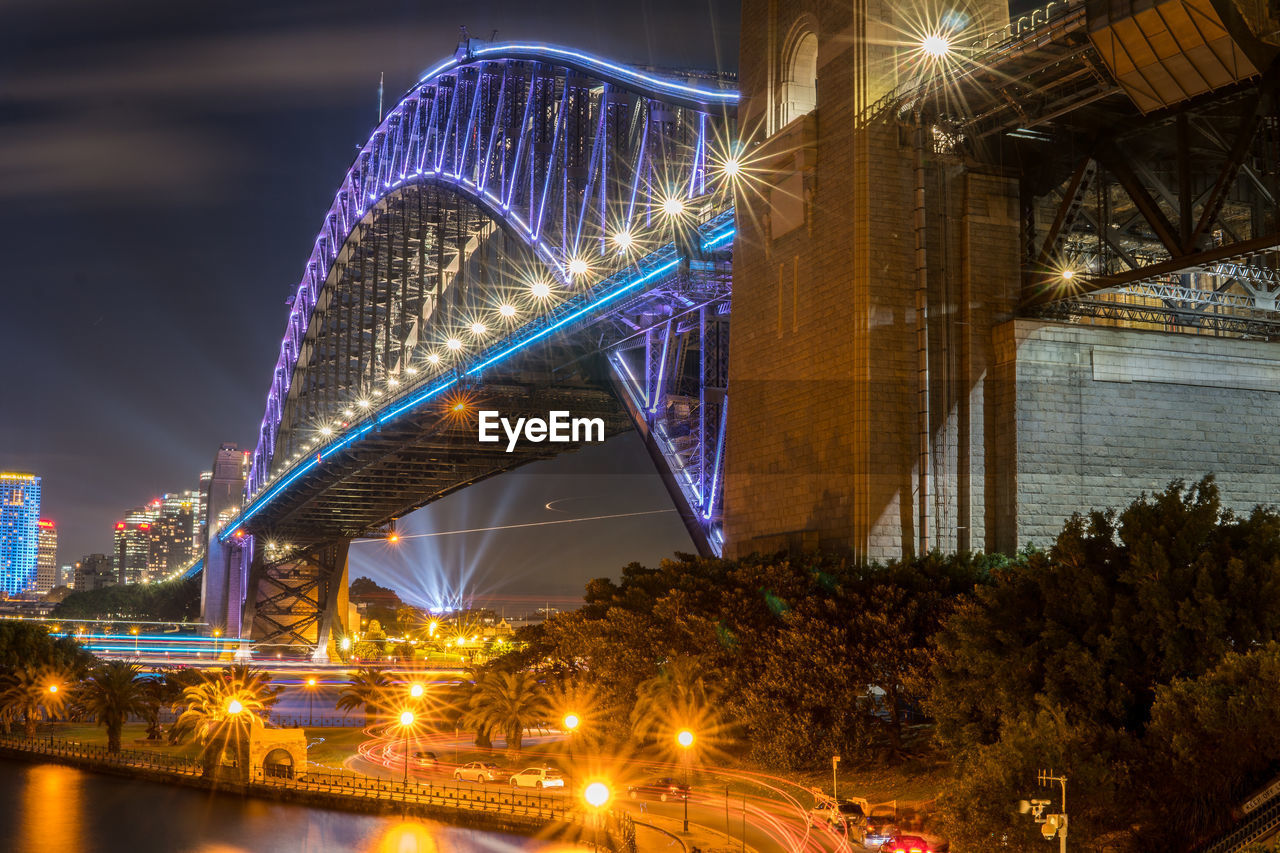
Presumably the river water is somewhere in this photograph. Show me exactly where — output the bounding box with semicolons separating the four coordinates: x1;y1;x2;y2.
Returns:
0;758;582;853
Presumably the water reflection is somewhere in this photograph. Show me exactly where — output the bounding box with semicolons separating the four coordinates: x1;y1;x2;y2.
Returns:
18;764;83;853
1;759;583;853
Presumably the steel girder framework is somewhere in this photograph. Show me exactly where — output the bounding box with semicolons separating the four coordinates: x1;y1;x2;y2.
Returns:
215;42;738;652
883;0;1280;336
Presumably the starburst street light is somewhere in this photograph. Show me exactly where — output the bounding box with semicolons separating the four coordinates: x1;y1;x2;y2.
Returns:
470;321;487;336
921;33;952;57
612;230;634;252
498;304;516;318
660;196;685;217
584;781;610;808
446;337;463;351
409;683;424;699
531;280;552;298
426;352;441;365
398;709;416;784
568;258;589;277
677;729;695;832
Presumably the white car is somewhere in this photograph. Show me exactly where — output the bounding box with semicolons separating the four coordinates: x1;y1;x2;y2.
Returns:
509;767;566;789
454;761;505;784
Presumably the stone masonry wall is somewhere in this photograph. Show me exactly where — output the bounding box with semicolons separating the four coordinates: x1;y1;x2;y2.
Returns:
995;320;1280;549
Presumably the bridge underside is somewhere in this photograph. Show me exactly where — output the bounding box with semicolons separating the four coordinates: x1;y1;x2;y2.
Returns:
241;351;629;545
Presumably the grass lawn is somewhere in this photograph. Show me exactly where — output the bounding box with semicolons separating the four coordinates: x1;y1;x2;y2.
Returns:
35;721;203;761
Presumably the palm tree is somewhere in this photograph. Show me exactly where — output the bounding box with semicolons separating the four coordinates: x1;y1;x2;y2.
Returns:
630;655;722;744
469;670;548;753
0;665;69;738
77;661;148;753
171;668;270;779
335;666;393;727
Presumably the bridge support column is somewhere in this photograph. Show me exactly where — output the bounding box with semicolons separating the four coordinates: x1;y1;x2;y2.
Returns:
241;541;349;660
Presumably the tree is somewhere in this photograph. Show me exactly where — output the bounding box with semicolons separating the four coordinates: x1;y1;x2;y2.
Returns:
630;655;722;744
1144;643;1280;847
469;670;547;752
335;667;393;727
0;665;69;737
929;478;1280;851
77;661;148;753
171;667;273;778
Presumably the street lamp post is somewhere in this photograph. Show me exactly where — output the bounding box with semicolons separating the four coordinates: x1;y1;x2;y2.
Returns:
677;729;695;833
212;628;221;658
305;677;316;727
584;781;611;852
400;710;415;786
131;627;139;655
832;755;840;801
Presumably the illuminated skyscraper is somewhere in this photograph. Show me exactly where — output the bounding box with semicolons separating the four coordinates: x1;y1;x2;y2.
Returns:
0;473;41;597
35;519;57;594
113;515;153;585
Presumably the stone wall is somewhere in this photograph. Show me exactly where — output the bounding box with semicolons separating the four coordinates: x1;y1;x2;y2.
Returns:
993;320;1280;550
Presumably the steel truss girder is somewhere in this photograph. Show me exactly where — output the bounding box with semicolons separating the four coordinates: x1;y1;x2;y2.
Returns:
242;540;348;653
607;265;730;554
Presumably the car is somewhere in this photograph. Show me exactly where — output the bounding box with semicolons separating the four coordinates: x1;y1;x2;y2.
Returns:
510;767;566;789
413;751;438;768
808;799;867;835
627;778;690;802
880;835;935;853
454;761;505;784
864;816;900;847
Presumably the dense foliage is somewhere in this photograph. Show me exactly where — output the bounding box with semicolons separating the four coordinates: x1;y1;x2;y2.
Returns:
931;478;1280;852
488;550;995;768
52;575;200;621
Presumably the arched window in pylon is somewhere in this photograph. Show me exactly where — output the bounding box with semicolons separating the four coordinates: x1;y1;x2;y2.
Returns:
780;26;818;127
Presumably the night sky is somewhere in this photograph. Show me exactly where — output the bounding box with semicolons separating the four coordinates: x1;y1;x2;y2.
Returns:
0;0;738;605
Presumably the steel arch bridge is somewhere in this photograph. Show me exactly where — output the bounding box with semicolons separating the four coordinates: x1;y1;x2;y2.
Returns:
202;40;739;657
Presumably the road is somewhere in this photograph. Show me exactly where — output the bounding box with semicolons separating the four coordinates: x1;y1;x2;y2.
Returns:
345;725;868;853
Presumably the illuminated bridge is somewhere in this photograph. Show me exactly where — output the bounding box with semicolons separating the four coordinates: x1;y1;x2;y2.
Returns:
206;0;1280;660
202;41;738;656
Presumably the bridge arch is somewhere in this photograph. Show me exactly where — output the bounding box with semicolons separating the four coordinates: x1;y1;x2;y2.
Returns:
200;43;739;656
246;41;738;502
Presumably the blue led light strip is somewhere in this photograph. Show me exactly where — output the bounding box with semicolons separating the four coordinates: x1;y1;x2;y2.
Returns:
417;43;739;108
221;213;735;540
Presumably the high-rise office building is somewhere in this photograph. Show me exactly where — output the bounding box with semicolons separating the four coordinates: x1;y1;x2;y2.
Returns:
74;553;115;592
0;473;41;597
59;564;75;589
113;516;153;585
34;519;57;594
